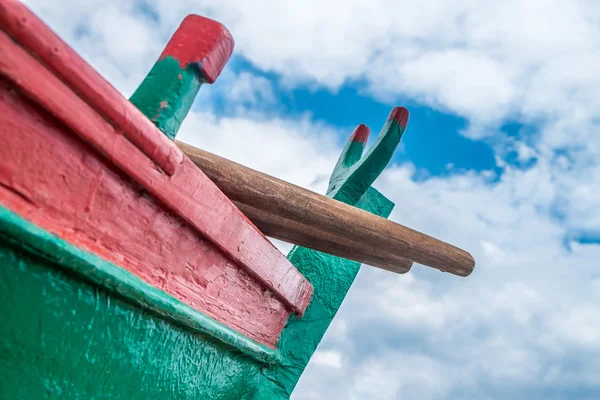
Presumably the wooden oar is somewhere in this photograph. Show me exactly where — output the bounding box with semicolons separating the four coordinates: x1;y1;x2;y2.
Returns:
177;141;476;277
235;202;413;274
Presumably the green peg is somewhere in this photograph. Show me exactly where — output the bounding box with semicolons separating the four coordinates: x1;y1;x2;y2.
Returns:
130;15;234;140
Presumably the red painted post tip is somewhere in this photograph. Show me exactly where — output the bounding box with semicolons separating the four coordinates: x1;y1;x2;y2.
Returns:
387;107;410;130
159;14;235;84
350;124;370;144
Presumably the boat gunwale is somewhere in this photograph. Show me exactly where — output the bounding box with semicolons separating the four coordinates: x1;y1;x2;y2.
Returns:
0;205;281;365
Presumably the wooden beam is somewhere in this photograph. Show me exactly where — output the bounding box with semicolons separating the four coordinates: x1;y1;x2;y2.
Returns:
177;141;476;277
235;202;412;274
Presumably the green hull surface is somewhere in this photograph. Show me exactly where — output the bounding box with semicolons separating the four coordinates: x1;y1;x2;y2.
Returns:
0;207;270;400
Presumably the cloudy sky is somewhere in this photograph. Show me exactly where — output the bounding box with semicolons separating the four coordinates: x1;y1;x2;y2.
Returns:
23;0;600;398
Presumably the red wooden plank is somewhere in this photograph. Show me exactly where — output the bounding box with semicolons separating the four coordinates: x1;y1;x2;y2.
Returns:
0;79;288;347
0;0;182;177
0;2;312;316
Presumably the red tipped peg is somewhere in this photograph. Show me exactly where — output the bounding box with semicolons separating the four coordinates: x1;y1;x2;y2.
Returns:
350;124;371;144
387;107;409;130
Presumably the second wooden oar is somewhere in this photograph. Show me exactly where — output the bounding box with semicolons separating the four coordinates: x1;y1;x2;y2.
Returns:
177;141;475;277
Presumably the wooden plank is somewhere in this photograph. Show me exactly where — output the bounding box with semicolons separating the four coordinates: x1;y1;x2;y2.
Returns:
0;15;312;315
177;142;476;277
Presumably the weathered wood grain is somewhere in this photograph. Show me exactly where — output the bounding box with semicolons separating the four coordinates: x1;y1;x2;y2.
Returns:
178;142;476;277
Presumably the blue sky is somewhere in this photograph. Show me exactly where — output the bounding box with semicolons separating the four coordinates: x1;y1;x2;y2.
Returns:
25;0;600;398
217;57;500;178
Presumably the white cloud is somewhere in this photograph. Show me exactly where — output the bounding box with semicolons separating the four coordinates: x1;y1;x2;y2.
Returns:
223;71;275;106
311;350;343;369
26;0;600;140
177;112;340;192
139;0;600;133
296;161;600;398
21;1;600;398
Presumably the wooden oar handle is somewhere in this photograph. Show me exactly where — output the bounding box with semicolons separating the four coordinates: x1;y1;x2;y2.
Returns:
235;202;412;274
177;141;476;277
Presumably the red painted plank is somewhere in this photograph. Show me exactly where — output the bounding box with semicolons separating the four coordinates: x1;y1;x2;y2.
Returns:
0;79;288;347
0;2;312;316
0;0;182;177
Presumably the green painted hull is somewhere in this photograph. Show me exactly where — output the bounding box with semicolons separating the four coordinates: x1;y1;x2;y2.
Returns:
0;243;261;399
0;207;271;400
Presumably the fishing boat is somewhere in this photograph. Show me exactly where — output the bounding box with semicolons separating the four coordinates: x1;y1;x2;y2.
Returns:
0;1;475;399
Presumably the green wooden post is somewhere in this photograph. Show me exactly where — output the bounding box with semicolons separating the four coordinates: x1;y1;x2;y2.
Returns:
129;14;234;140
